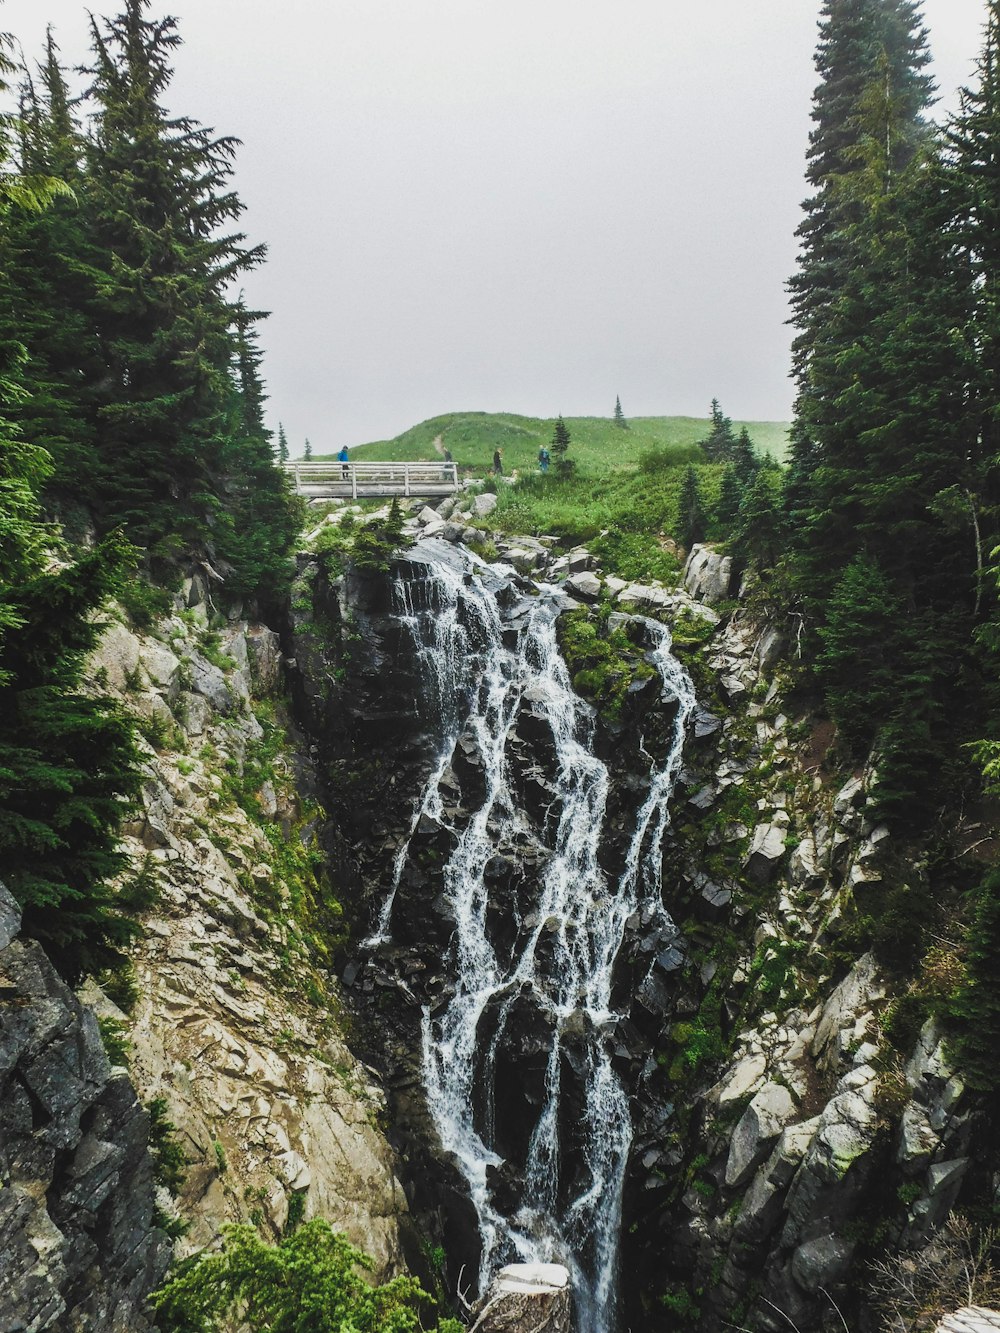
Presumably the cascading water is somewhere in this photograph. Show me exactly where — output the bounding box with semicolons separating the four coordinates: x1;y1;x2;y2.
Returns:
373;542;695;1331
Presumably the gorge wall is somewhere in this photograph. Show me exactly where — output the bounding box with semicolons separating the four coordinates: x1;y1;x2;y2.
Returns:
288;502;990;1333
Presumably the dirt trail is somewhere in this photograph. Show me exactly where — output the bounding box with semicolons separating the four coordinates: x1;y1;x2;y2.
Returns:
431;433;445;456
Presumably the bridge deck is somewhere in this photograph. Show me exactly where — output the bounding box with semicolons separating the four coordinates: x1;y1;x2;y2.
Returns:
283;460;459;499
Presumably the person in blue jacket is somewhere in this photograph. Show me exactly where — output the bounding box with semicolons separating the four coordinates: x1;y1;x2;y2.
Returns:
338;445;350;479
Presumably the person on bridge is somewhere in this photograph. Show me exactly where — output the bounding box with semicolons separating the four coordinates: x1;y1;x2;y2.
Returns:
493;448;503;476
337;445;349;479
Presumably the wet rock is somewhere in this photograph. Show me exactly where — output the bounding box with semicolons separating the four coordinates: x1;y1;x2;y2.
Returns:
470;1263;571;1333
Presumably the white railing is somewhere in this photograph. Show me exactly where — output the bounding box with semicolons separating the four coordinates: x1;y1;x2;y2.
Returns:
283;460;459;498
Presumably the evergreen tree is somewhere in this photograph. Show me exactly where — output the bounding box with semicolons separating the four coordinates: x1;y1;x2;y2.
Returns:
0;38;143;981
732;426;760;485
613;394;628;429
304;438;313;461
84;0;267;566
732;468;785;570
677;465;707;552
715;466;743;535
700;398;737;462
277;420;289;463
551;415;573;476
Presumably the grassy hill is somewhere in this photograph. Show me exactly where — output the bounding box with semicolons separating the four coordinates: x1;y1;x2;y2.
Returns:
324;411;790;474
315;409;790;585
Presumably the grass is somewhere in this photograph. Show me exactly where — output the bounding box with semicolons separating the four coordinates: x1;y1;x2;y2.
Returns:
327;410;791;475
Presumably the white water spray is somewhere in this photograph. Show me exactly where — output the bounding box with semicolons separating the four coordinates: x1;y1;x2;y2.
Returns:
374;547;695;1331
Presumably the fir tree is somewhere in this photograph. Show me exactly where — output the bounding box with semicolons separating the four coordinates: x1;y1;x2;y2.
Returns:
613;394;628;429
733;468;785;570
732;426;760;485
677;465;707;552
551;415;573;476
304;438;313;461
700;398;737;462
84;0;267;566
715;466;743;535
277;420;289;463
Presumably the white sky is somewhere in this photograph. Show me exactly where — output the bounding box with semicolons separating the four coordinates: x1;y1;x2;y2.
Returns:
1;0;990;452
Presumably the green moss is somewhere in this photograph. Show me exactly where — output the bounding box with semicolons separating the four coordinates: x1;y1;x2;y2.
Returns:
556;607;655;722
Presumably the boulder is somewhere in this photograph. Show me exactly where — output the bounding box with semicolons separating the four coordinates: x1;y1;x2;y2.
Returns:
790;1234;855;1293
617;583;672;612
726;1083;798;1188
417;505;441;525
713;1053;767;1108
683;544;733;604
744;824;786;883
473;492;498;519
470;1264;571;1333
564;572;601;602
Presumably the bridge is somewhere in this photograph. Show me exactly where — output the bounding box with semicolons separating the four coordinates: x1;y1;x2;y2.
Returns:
283;460;459;499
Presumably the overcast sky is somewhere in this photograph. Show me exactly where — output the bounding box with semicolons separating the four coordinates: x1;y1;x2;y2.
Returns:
1;0;990;452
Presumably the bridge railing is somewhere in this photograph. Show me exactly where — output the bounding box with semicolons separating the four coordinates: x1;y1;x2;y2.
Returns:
283;460;459;498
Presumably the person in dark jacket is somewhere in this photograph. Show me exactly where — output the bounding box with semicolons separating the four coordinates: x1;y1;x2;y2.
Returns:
493;449;503;476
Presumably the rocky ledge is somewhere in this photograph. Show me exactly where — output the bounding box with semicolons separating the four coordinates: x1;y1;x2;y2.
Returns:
0;883;169;1332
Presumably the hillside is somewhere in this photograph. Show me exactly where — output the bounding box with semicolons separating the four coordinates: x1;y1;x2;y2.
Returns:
325;411;791;473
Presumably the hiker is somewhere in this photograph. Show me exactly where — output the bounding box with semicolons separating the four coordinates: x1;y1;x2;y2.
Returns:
538;446;550;474
443;447;453;463
493;448;503;476
337;445;349;479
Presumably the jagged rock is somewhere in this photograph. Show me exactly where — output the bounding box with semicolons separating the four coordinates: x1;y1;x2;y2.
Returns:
754;625;786;672
790;1234;854;1293
418;505;441;524
0;884;169;1332
714;1053;767;1108
564;571;601;601
726;1083;798;1188
473;493;498;519
745;824;786;883
683;544;733;604
897;1103;939;1170
735;1118;821;1245
833;775;865;825
605;575;628;595
811;954;884;1072
470;1264;571;1332
187;651;235;714
568;550;594;572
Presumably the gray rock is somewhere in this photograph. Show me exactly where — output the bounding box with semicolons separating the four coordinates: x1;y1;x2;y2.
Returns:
790;1234;855;1293
0;882;169;1332
473;492;498;519
726;1083;798;1188
683;544;733;604
567;551;594;573
564;572;601;602
187;652;235;714
811;954;884;1071
745;824;786;883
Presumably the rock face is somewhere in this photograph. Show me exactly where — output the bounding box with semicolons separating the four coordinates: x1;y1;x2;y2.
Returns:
0;884;169;1332
84;596;412;1280
470;1264;571;1333
683;544;734;604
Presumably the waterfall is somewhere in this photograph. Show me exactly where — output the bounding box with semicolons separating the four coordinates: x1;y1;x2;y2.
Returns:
374;544;695;1332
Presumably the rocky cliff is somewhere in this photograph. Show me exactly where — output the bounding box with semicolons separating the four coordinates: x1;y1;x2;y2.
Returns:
82;578;413;1278
287;505;992;1333
0;883;169;1332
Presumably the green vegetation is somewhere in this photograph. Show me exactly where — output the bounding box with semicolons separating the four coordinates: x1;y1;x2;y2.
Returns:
150;1219;462;1333
342;409;791;472
147;1096;187;1194
2;1;301;604
556;608;656;723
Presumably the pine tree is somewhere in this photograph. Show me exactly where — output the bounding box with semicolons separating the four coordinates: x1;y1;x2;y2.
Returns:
613;394;628;430
84;0;267;565
304;438;313;461
551;416;573;476
677;465;707;552
732;426;760;485
277;421;289;463
715;466;743;535
700;398;737;462
733;468;785;570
